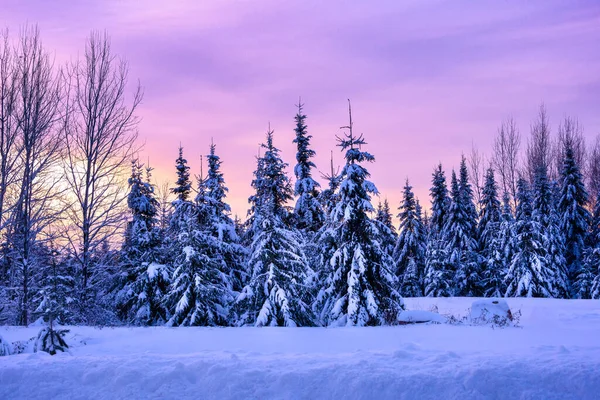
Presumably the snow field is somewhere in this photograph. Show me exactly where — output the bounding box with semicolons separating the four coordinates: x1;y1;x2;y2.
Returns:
1;297;599;400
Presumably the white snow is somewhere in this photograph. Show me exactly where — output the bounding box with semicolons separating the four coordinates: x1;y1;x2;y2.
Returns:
398;309;447;324
1;297;600;399
470;298;512;323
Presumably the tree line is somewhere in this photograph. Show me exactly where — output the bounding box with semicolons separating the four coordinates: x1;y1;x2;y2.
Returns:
0;27;599;328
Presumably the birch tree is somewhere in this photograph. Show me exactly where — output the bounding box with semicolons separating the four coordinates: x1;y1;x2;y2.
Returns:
63;31;142;310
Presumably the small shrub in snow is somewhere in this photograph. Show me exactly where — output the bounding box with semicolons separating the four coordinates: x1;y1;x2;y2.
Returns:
11;337;36;355
0;334;11;356
34;327;70;355
470;299;512;323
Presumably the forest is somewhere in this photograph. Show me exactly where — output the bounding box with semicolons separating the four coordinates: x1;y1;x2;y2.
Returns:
1;26;599;332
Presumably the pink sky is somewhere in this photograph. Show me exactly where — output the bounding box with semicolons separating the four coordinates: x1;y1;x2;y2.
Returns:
3;0;600;220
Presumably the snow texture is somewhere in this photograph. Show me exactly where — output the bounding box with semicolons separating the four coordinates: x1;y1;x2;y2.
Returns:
1;297;599;399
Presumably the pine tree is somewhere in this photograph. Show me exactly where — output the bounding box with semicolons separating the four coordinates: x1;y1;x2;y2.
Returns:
477;168;504;297
588;189;600;298
248;128;293;226
197;142;247;293
116;161;168;325
558;144;591;297
423;237;453;297
292;101;325;232
166;210;232;326
459;155;478;234
430;164;449;234
319;152;342;217
374;199;397;257
532;164;569;298
489;192;515;297
424;165;452;297
233;128;314;326
505;178;555;297
233;216;314;327
445;170;480;296
314;101;403;326
172;145;192;202
165;147;234;326
34;246;74;326
394;180;426;296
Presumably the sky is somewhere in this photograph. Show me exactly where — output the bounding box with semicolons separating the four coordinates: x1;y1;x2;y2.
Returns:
2;0;600;220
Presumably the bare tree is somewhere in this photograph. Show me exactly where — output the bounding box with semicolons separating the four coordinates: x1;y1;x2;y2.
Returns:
9;26;64;325
587;135;600;208
468;142;485;208
555;116;586;178
493;117;521;209
156;180;172;231
0;29;20;282
526;103;553;182
62;31;142;307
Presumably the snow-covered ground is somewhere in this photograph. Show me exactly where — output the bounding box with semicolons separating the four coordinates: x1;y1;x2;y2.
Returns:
1;297;599;399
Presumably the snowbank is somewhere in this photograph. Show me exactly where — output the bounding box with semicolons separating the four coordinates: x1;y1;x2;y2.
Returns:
1;297;599;399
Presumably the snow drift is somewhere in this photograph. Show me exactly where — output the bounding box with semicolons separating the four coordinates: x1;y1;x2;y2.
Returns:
1;297;599;400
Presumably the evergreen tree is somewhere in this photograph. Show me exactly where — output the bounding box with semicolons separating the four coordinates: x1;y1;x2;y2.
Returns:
34;246;74;325
319;152;342;217
505;178;556;297
197;142;248;293
588;190;600;298
165;147;234;326
248;128;293;226
423;237;453;297
374;199;397;257
394;180;426;296
558;144;591;297
532;164;569;298
477;168;504;297
116;161;168;325
424;165;452;297
459;155;478;234
445;171;480;296
232;215;314;327
314;102;403;326
172;145;192;202
430;164;449;234
233;128;313;326
166;209;232;326
292;102;325;232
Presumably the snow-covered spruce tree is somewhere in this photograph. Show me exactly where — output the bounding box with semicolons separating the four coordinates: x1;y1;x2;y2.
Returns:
459;155;479;235
116;161;168;325
319;152;342;218
445;170;481;297
424;164;452;297
559;143;592;298
588;189;600;298
167;212;233;326
423;236;452;297
292;102;325;232
532;164;569;298
169;145;193;236
165;147;233;326
232;128;314;327
505;178;555;297
374;199;397;257
477;167;504;297
314;102;403;326
34;246;74;326
429;164;450;235
33;246;70;355
394;180;426;296
172;145;192;202
196;141;247;294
